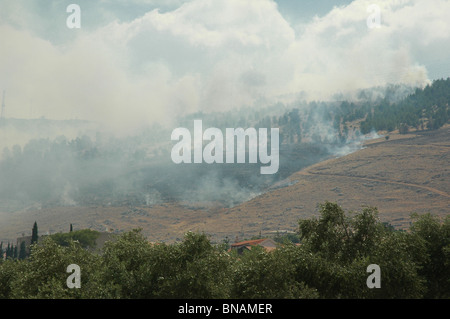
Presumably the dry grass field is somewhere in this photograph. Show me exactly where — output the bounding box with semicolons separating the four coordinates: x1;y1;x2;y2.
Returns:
1;125;448;244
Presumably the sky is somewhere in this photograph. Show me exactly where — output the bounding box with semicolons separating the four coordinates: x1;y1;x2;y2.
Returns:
0;0;449;132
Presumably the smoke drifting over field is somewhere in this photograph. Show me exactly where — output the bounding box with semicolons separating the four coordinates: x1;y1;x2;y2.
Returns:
0;92;393;211
0;0;449;210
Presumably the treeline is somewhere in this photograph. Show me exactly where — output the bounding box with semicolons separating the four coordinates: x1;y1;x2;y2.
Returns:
1;222;38;261
1;241;28;261
250;78;450;143
360;78;450;134
0;131;166;208
1;202;448;299
0;242;22;260
0;223;96;262
2;80;448;209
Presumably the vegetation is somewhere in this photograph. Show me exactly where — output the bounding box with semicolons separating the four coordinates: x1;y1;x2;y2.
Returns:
359;78;450;134
1;202;448;299
49;229;100;249
1;79;448;211
0;79;448;299
31;221;38;245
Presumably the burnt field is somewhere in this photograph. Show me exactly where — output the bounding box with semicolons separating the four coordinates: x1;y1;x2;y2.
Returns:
217;125;450;239
1;125;448;244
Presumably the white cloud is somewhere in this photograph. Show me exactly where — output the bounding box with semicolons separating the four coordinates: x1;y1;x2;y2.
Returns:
0;0;449;132
284;0;450;98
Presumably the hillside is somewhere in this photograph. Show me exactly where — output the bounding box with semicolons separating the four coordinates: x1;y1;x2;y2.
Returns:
1;124;448;244
218;125;449;238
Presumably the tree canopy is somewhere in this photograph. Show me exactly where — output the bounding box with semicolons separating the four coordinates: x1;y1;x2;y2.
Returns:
0;202;448;299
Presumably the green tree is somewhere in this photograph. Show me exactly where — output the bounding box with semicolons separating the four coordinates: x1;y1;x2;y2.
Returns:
50;229;100;249
368;231;426;298
19;241;27;260
157;231;232;299
100;228;154;298
31;221;38;245
0;259;17;298
298;202;353;263
100;229;232;299
297;202;426;298
9;236;105;299
5;243;12;259
410;213;450;298
290;246;369;298
230;244;318;299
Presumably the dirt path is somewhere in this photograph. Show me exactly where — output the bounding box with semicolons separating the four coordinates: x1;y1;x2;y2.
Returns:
297;170;450;199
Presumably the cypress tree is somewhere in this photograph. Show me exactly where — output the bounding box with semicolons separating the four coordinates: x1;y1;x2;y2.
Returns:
31;221;38;245
19;241;27;260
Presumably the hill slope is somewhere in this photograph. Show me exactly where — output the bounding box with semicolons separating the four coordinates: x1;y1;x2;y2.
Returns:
1;125;448;244
217;125;449;239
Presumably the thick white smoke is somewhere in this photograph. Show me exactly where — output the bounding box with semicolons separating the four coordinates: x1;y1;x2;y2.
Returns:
1;0;448;135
